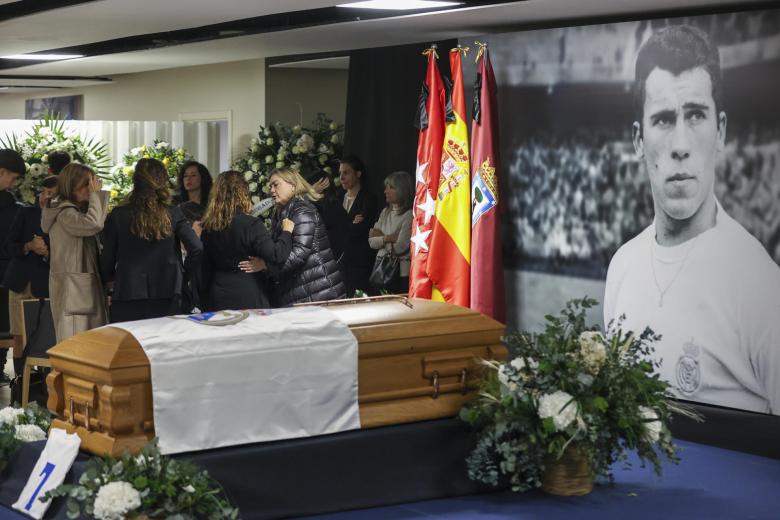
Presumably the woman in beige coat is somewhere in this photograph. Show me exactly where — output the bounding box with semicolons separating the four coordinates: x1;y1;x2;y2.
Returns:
42;163;109;342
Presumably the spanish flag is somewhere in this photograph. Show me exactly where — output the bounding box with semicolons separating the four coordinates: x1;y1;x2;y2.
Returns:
428;47;471;307
409;46;445;299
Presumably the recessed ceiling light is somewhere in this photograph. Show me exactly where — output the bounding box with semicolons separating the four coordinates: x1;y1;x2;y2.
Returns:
337;1;462;10
2;54;84;61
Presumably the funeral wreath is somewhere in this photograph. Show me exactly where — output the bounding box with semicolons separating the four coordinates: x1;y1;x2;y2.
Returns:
0;114;111;205
43;439;239;520
233;113;343;222
461;297;700;494
104;140;192;206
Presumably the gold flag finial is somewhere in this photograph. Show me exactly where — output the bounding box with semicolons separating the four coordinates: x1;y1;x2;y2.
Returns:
422;43;439;59
474;41;488;62
451;44;470;55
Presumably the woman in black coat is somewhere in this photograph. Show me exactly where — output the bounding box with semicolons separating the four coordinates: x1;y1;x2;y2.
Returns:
314;156;377;296
100;158;203;322
268;167;346;306
200;170;294;311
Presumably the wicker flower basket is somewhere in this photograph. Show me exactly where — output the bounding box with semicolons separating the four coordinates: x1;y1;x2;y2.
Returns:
541;444;593;496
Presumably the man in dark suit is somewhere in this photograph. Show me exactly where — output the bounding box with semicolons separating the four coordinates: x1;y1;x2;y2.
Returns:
0;148;25;384
3;176;57;378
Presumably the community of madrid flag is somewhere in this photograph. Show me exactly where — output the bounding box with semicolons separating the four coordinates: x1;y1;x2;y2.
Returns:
409;46;446;299
428;46;471;307
469;43;505;323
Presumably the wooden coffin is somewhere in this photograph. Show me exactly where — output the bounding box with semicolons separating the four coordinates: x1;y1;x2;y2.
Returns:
46;297;507;456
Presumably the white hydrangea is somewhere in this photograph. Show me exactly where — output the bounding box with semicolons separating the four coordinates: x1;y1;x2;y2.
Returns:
537;390;578;431
0;407;25;426
14;424;47;442
93;481;142;520
579;331;607;375
639;406;662;443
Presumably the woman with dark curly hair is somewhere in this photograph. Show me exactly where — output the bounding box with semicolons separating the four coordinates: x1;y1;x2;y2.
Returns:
200;170;295;310
175;160;213;220
100;158;203;322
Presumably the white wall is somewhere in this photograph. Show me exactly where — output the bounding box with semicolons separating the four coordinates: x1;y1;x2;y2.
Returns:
0;58;266;160
265;67;348;127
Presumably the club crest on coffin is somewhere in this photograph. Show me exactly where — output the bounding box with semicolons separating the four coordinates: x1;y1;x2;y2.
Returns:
472;158;498;226
172;310;250;326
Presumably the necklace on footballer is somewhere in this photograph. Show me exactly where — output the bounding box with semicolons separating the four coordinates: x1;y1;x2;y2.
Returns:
650;234;699;308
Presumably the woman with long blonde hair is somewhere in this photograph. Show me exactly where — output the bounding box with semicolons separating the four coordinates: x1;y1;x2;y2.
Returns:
42;163;109;341
100;158;202;322
266;167;346;305
200;170;294;310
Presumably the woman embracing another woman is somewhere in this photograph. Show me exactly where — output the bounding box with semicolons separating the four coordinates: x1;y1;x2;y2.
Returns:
267;167;346;306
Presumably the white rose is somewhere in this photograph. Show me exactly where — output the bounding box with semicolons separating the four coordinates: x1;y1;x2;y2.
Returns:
251;161;261;171
248;182;258;192
266;138;274;146
263;128;272;137
331;134;341;144
537;390;578;431
0;406;24;426
324;166;332;174
14;424;47;442
155;141;169;149
252;195;260;204
579;331;607;375
251;143;260;153
251;137;259;145
276;161;284;168
93;481;142;520
318;143;329;153
318;154;328;165
265;155;274;164
244;171;254;181
183;484;195;493
639;406;662;443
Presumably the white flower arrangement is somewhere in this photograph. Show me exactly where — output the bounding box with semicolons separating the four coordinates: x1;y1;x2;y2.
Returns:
103;139;192;206
0;114;111;205
44;439;239;519
233;113;343;224
462;298;700;492
0;403;52;473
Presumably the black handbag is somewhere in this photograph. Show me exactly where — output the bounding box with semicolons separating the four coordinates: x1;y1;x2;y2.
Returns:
369;250;399;288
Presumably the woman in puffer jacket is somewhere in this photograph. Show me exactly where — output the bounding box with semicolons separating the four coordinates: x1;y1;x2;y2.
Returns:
267;167;346;306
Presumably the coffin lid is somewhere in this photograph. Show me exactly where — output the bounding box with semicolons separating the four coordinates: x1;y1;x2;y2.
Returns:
46;298;504;372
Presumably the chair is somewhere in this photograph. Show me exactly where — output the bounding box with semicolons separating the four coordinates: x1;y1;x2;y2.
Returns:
0;286;13;350
19;298;56;406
